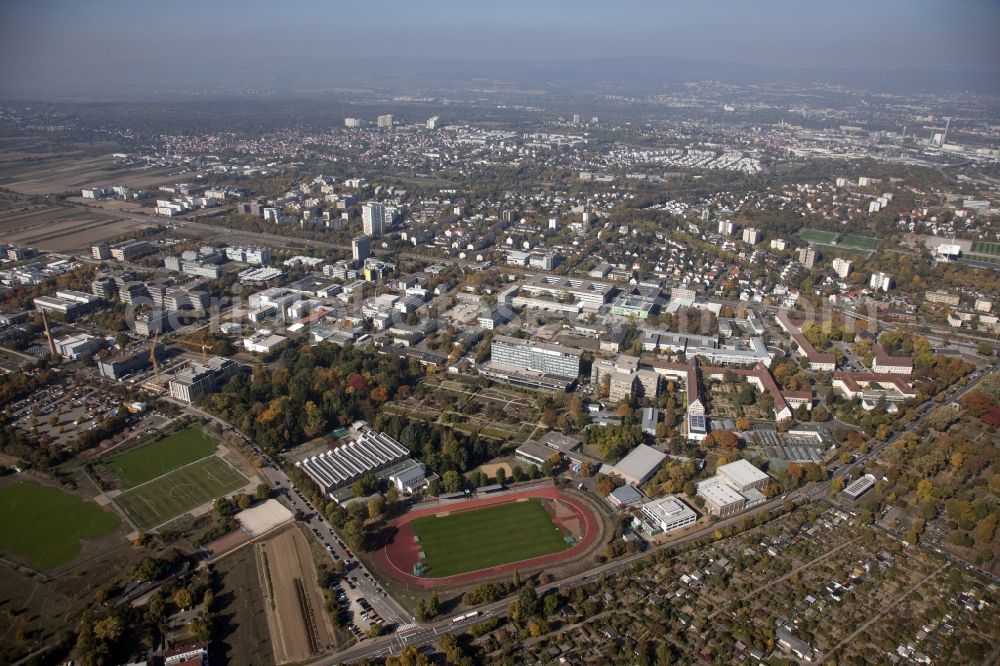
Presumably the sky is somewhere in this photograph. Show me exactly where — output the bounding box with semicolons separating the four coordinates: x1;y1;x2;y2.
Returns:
1;0;998;96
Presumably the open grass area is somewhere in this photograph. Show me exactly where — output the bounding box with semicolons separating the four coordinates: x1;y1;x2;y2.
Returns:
839;234;879;250
0;481;120;569
971;240;1000;257
104;426;219;489
115;456;247;530
798;229;838;244
410;498;570;577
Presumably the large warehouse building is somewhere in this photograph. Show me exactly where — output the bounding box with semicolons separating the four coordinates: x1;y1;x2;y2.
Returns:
297;426;418;499
612;443;667;486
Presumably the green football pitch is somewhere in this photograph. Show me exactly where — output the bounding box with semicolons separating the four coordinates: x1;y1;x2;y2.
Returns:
798;229;838;244
410;498;571;577
115;456;247;530
104;426;219;488
0;481;120;569
839;234;879;250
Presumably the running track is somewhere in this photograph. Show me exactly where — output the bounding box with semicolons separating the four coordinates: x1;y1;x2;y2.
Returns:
374;485;599;589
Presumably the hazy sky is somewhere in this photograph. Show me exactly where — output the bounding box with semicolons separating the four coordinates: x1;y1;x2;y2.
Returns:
1;0;998;95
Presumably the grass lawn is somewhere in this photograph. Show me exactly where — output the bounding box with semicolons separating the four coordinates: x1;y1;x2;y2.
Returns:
798;229;838;244
115;456;248;531
971;240;1000;256
0;481;120;569
839;234;879;250
410;498;570;577
104;426;219;488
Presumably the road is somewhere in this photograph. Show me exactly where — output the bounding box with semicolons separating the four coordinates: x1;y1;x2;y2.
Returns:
313;363;999;664
167;398;412;628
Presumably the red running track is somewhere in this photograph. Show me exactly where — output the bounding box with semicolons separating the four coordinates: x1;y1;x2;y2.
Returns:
374;485;598;589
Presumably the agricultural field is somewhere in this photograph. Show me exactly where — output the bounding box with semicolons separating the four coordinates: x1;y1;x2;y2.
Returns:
410;498;570;577
212;544;275;666
0;204;156;252
0;480;120;569
103;426;219;489
258;526;337;664
0;152;192;196
114;456;247;531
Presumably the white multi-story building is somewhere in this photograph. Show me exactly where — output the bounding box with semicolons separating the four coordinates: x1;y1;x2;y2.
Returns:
798;247;817;268
377;114;393;128
168;357;239;403
363;203;390;236
742;227;762;244
641;495;697;533
869;271;893;292
718;220;736;235
832;257;852;278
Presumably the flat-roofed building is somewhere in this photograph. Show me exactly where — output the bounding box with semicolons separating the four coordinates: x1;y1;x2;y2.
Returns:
514;440;556;468
717;459;770;493
168;357;238;403
641;495;697;533
925;290;960;306
488;334;582;379
696;477;746;517
54;333;102;360
842;473;876;500
110;239;155;261
538;431;582;454
612;443;667;486
97;343;165;380
388;462;427;493
519;274;615;310
608;484;644;508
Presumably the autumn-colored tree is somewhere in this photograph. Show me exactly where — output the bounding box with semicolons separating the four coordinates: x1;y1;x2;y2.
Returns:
702;430;740;451
961;390;993;418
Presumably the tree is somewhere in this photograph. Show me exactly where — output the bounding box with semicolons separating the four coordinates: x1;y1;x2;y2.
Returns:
234;493;252;510
518;584;541;618
702;430;739;451
428;592;440;618
367;495;386;519
173;588;193;609
442;470;462;493
92;616;123;643
414;599;427;622
255;483;271;501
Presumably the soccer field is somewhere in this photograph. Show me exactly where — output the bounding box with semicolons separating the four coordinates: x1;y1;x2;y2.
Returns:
410;498;571;577
115;456;248;530
971;240;1000;257
839;234;879;250
0;481;120;569
104;427;219;489
798;229;838;244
